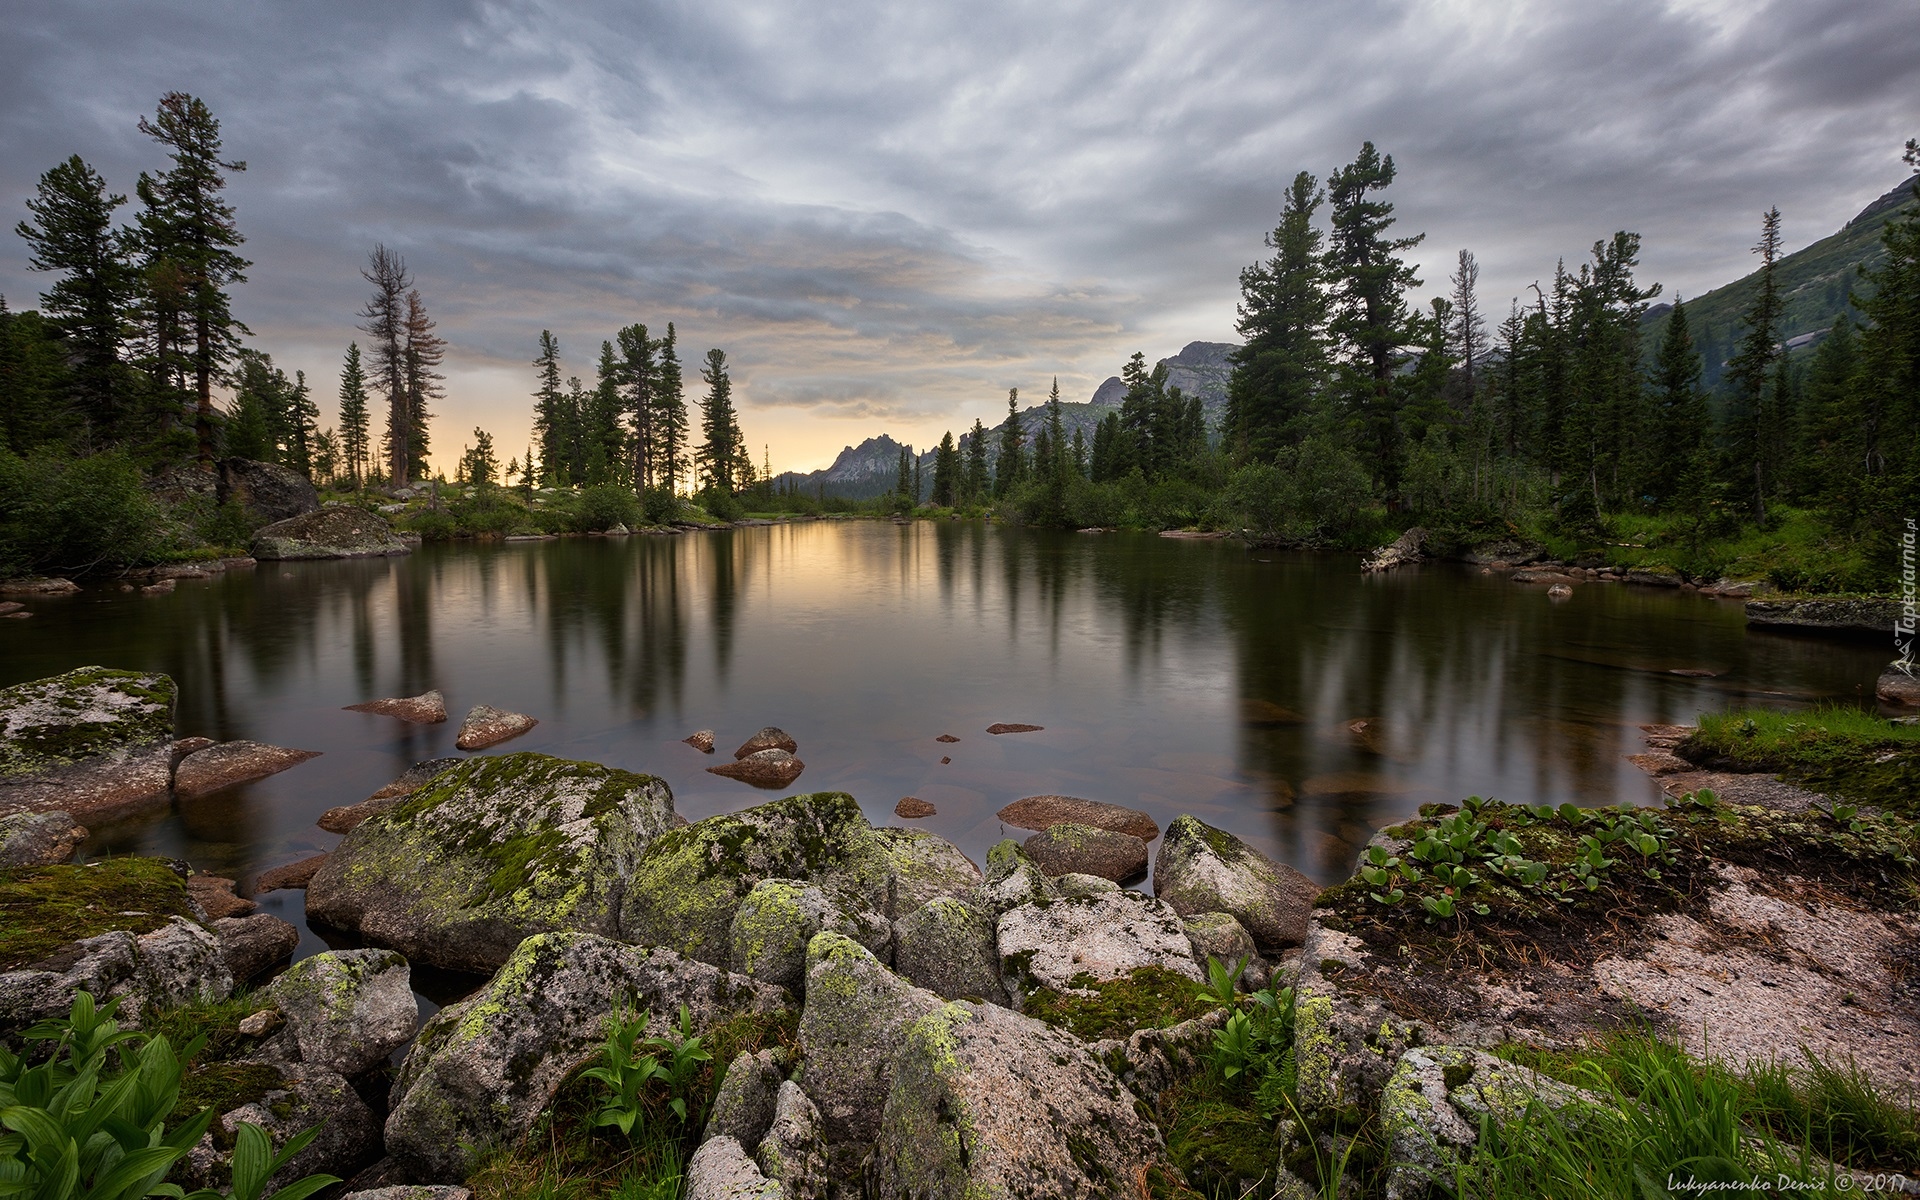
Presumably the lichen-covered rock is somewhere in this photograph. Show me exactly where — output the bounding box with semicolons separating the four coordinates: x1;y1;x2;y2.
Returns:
308;753;675;973
135;916;233;1010
868;1000;1163;1198
343;1189;472;1200
0;667;176;823
794;933;943;1159
1291;957;1422;1124
219;457;319;524
0;810;86;867
1092;1008;1230;1106
997;889;1200;1002
213;914;299;983
318;758;462;833
996;795;1159;841
1181;911;1259;971
0;932;139;1033
1152;815;1319;952
386;931;788;1182
618;793;893;967
728;879;888;994
707;748;805;788
685;1136;784;1199
175;740;321;799
176;1063;378;1193
870;827;981;913
1054;872;1120;899
345;691;448;724
755;1081;827;1200
706;1049;784;1149
1380;1045;1594;1200
270;949;418;1076
980;838;1055;914
454;704;538;751
733;727;798;758
892;898;1000;1003
251;506;409;560
1022;821;1148;883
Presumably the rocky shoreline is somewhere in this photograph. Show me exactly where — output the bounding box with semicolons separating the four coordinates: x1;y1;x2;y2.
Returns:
2;666;1915;1197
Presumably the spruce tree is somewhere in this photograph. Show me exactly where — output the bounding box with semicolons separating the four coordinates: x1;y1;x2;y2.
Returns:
1647;298;1707;505
994;388;1025;497
1448;249;1485;398
656;324;688;493
359;245;410;485
287;369;318;476
1226;171;1327;460
616;324;655;487
401;289;443;483
1325;142;1422;491
531;330;565;485
1724;206;1784;522
964;417;989;502
1850;142;1920;487
337;343;370;488
931;431;958;506
135;93;249;468
895;444;913;506
0;298;70;453
697;348;738;493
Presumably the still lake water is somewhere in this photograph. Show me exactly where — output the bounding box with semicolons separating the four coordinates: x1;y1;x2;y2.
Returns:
0;520;1890;972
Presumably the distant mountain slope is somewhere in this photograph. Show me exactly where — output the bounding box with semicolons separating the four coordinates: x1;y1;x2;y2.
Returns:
773;340;1240;499
1644;174;1917;386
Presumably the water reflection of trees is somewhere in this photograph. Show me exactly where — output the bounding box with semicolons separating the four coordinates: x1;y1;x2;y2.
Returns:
536;538;695;717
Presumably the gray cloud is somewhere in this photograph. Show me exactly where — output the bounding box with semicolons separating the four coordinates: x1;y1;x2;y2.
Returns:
2;0;1913;468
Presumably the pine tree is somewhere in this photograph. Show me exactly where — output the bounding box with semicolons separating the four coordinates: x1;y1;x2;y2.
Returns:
931;431;959;506
994;388;1025;497
697;348;739;493
587;340;623;485
134;93;249;468
1226;171;1327;461
225;348;287;462
402;288;443;483
337;342;370;488
0;298;70;454
1646;298;1707;506
459;426;498;487
1724;207;1784;522
1849;142;1920;486
895;444;913;506
287;369;317;476
15;155;135;444
655;324;688;493
964;417;989;503
616;324;655;488
1447;249;1486;398
359;245;410;485
531;330;566;485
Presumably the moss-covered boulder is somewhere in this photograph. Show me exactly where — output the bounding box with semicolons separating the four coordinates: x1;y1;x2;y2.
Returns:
754;1080;827;1199
268;948;418;1076
892;897;1000;1003
871;827;982;912
619;793;905;967
307;753;675;973
727;879;890;994
867;1000;1164;1198
706;1047;784;1149
1378;1045;1594;1200
980;837;1055;913
1022;821;1149;883
997;888;1201;1003
1151;814;1319;952
175;1062;379;1194
387;931;789;1182
0;667;176;823
251;506;409;560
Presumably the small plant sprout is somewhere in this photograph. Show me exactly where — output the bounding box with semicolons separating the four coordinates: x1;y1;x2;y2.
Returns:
1201;955;1247;1007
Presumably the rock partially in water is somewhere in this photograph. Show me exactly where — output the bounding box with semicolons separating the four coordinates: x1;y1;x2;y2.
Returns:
707;748;805;788
1363;526;1427;573
892;796;935;818
684;729;717;753
868;1000;1162;1198
996;794;1159;841
269;948;418;1077
934;734;960;743
985;722;1044;734
251;505;410;560
344;690;448;724
1747;596;1900;637
213;913;299;984
186;874;256;919
0;577;79;596
0;666;176;823
1021;821;1148;882
319;758;462;833
387;932;788;1182
1547;583;1574;599
1877;662;1920;706
454;704;538;750
733;726;798;758
175;740;321;798
308;752;675;973
256;854;328;892
0;810;87;868
997;888;1200;999
1153;814;1319;952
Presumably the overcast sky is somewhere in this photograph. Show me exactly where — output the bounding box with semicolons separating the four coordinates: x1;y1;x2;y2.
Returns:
3;0;1915;474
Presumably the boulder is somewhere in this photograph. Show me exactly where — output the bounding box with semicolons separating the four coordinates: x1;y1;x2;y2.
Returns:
318;758;461;833
868;1000;1163;1197
0;577;79;596
754;1081;827;1200
213;914;299;983
1746;597;1900;637
174;740;321;798
269;948;418;1076
186;874;256;918
619;793;893;967
219;458;319;523
454;704;537;751
1152;815;1319;952
171;736;217;763
892;796;935;818
386;932;789;1181
1362;526;1427;573
0;810;87;867
707;748;805;788
343;1190;471;1200
256;854;327;892
733;727;799;758
706;1048;784;1149
1092;1007;1232;1107
979;837;1055;913
870;827;981;913
307;753;675;973
997;889;1201;999
1878;662;1920;706
0;932;140;1032
1380;1045;1594;1200
985;722;1043;734
1021;822;1149;882
892;897;1000;1002
251;507;410;561
996;795;1159;841
344;691;448;724
685;729;717;753
176;1064;378;1194
728;878;890;994
685;1136;784;1199
1180;911;1261;974
131;916;234;1010
0;667;176;823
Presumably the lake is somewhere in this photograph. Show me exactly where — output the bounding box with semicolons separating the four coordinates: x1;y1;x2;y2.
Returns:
0;520;1889;983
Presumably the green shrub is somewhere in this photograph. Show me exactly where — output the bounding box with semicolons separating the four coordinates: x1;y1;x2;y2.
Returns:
576;485;640;532
693;488;741;522
450;490;530;537
640;486;680;526
406;509;458;542
0;448;166;578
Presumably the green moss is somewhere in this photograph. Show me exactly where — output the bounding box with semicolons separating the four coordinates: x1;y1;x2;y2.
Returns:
1022;966;1220;1041
0;668;174;777
141;991;273;1065
0;858;198;970
172;1062;283;1127
1163;1097;1280;1186
1687;707;1920;815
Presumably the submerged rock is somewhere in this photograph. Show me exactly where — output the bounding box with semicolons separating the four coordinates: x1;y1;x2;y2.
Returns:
174;740;321;798
186;874;255;919
0;810;87;868
386;931;788;1182
868;1000;1163;1197
985;722;1044;735
707;748;805;788
1152;814;1319;952
307;752;675;973
251;506;410;560
0;667;176;823
454;704;538;750
344;690;448;724
1021;821;1148;882
255;854;327;892
892;796;935;818
733;727;799;758
269;948;418;1077
996;794;1160;841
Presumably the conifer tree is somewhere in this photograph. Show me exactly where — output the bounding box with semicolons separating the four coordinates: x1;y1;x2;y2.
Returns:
1850;142;1920;487
531;330;566;485
287;369;317;476
0;298;70;453
697;348;739;493
401;289;443;483
1724;207;1784;522
964;417;989;502
931;431;959;506
359;245;410;484
994;388;1025;497
1448;249;1486;398
656;324;688;493
1226;171;1326;460
616;324;656;487
1325;141;1422;490
135;93;249;467
895;444;913;505
588;339;625;485
1646;298;1707;505
337;342;370;488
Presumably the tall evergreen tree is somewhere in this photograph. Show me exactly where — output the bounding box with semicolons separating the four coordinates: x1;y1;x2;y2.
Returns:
531;330;566;485
1724;206;1784;521
401;288;443;484
359;245;410;485
994;388;1025;497
964;416;989;502
1849;142;1920;488
0;299;70;454
587;340;625;485
655;324;689;493
1646;297;1707;505
337;342;370;488
697;348;739;493
1448;249;1485;398
225;348;289;462
616;323;656;488
15;156;135;444
931;431;959;506
134;93;249;468
1226;171;1327;460
895;444;914;504
287;369;317;476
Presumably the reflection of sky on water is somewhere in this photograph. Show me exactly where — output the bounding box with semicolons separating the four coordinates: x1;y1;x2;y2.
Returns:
3;524;1886;931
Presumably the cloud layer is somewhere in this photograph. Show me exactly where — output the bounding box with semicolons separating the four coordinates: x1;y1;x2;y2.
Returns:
3;0;1914;470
